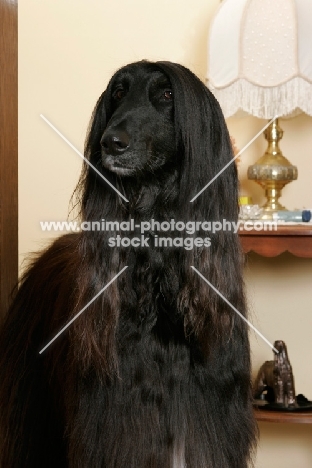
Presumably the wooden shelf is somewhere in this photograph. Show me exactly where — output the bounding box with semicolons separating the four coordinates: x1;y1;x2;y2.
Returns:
240;225;312;258
248;226;312;429
255;408;312;424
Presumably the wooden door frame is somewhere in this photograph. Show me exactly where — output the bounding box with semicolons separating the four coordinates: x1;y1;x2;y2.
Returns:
0;0;18;321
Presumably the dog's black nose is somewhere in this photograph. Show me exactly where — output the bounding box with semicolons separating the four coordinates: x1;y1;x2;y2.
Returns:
101;130;130;156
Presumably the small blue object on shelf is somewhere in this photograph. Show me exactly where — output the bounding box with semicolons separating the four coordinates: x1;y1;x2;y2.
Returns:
273;210;312;222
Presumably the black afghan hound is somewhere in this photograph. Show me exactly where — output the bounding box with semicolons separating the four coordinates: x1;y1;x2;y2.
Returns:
0;61;257;467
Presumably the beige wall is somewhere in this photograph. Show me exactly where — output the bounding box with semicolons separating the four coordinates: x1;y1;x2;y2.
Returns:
19;1;312;466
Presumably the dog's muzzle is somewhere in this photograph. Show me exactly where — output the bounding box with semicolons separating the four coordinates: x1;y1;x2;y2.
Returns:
101;129;135;175
101;129;130;157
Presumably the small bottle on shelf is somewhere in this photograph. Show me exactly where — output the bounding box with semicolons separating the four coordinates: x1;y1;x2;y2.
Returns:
272;210;311;222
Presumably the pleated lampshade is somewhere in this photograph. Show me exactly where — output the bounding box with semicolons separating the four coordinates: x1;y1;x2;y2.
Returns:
207;0;312;119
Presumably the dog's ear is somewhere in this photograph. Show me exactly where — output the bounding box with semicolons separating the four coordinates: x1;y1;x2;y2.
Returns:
155;61;238;222
74;80;119;221
85;90;111;166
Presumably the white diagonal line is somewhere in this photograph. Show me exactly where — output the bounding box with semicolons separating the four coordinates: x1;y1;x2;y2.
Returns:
191;266;278;353
190;116;278;203
40;114;129;203
39;266;128;354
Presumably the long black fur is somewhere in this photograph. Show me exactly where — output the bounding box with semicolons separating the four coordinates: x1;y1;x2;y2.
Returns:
0;61;257;467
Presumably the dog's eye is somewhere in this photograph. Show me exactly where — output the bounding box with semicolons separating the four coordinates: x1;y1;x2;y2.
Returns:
163;90;173;101
113;89;125;101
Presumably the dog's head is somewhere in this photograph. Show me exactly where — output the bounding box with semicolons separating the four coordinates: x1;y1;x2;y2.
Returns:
102;63;177;176
88;62;177;178
82;60;237;221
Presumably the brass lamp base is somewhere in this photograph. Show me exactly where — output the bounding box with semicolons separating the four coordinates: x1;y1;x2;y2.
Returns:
247;119;298;220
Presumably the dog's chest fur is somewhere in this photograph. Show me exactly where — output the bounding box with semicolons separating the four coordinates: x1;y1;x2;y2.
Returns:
82;318;200;467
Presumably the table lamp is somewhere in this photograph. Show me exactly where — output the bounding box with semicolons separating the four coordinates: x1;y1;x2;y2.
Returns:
207;0;312;219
